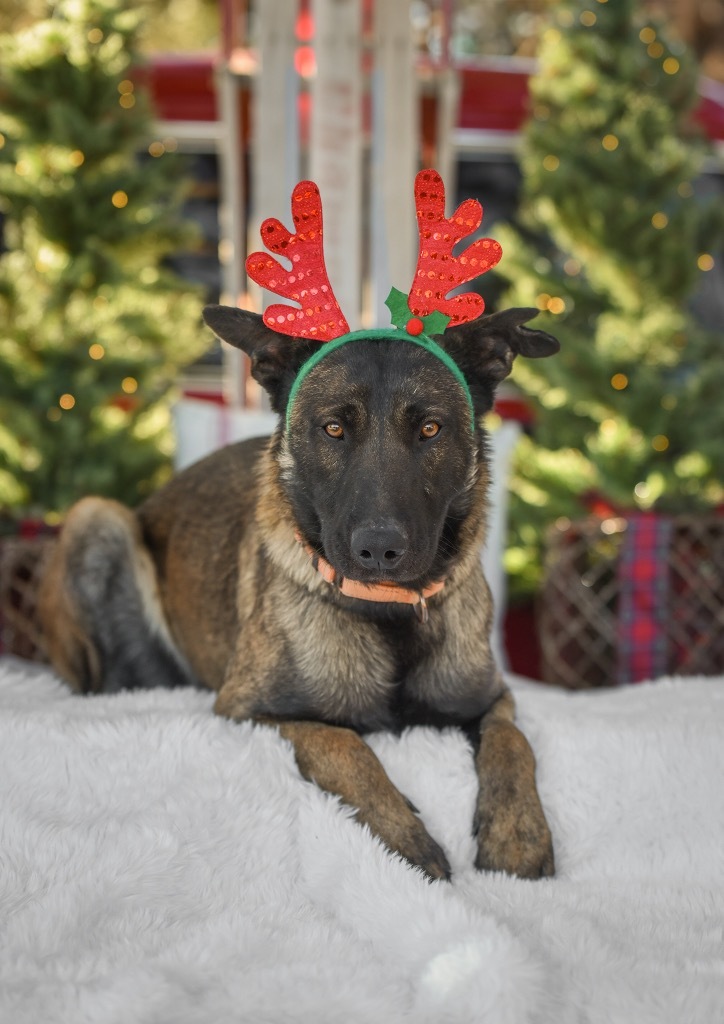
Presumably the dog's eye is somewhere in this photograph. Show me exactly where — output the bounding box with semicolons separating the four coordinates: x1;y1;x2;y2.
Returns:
420;421;441;440
324;422;344;439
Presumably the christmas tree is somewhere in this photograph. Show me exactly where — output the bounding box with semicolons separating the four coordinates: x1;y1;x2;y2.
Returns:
0;0;209;518
495;0;724;595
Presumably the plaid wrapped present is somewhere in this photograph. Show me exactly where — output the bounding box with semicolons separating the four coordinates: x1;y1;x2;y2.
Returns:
540;513;724;688
0;519;58;662
616;513;674;684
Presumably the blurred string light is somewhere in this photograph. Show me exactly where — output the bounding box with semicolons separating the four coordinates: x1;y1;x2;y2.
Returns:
87;28;103;43
118;79;135;109
602;134;619;151
296;7;313;40
651;212;668;229
611;373;628;390
69;150;85;167
294;9;315;79
59;393;75;410
121;377;138;394
698;254;715;271
88;344;105;360
639;24;679;72
148;138;176;158
111;190;128;208
652;435;669;451
580;11;597;27
543;154;559;171
536;293;566;313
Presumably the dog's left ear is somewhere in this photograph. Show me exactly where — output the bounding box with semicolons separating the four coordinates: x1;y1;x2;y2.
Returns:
436;306;560;411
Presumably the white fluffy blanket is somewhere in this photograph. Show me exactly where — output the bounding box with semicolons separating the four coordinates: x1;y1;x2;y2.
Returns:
1;657;723;1024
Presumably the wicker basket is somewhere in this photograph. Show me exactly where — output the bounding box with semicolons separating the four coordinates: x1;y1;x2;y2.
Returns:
0;531;57;663
539;513;724;688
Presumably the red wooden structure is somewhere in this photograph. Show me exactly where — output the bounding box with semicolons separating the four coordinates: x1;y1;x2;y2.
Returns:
142;52;724;145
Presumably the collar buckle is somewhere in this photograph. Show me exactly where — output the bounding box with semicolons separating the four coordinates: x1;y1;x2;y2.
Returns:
414;594;429;625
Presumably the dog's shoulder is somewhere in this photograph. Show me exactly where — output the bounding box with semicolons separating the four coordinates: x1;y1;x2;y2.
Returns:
138;436;269;534
135;435;275;629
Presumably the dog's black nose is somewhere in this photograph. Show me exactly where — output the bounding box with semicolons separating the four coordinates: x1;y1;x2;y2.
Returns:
351;523;408;573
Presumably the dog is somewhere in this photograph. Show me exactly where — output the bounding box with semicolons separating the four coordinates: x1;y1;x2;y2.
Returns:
39;298;558;882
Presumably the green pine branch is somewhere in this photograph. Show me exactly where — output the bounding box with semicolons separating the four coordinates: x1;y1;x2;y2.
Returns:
0;0;209;517
494;0;724;596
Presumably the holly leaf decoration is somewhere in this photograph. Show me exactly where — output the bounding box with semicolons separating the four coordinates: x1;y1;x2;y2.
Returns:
384;287;451;336
385;287;412;329
421;309;452;336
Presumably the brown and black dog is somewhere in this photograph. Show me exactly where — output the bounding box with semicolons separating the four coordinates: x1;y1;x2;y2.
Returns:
39;303;559;882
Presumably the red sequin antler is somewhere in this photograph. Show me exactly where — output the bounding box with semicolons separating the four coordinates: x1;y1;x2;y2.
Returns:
246;181;350;340
409;169;502;326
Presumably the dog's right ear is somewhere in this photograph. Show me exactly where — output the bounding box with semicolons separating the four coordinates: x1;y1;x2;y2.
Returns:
202;305;321;413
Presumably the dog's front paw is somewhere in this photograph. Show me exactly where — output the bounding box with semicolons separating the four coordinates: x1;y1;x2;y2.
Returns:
474;720;555;880
474;797;554;879
361;800;451;882
399;820;452;883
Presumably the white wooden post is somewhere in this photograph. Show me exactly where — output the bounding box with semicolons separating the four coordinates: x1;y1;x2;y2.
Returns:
310;0;363;328
434;68;460;200
370;0;418;326
249;0;301;314
434;0;460;205
216;63;246;406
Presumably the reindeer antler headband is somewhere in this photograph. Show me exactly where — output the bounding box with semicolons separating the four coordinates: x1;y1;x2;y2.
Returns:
246;169;502;430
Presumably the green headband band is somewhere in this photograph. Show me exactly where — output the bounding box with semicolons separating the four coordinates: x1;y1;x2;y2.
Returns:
284;328;476;434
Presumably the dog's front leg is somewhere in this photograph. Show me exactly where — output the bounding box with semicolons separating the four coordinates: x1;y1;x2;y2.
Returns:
270;719;451;882
473;689;555;879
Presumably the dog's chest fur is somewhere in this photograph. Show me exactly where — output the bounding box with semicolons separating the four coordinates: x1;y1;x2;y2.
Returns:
232;545;501;733
141;435;500;733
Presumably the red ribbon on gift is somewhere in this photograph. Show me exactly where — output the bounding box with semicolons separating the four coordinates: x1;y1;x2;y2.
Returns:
616;512;673;684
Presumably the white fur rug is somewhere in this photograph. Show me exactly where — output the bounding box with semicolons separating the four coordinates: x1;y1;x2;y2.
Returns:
1;657;723;1024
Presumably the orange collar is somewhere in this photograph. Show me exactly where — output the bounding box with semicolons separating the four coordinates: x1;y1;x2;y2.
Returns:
295;533;445;624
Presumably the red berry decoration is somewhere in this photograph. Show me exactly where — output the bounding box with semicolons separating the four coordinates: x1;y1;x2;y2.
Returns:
406;317;424;336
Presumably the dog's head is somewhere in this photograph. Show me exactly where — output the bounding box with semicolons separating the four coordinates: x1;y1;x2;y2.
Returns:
203;304;558;590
